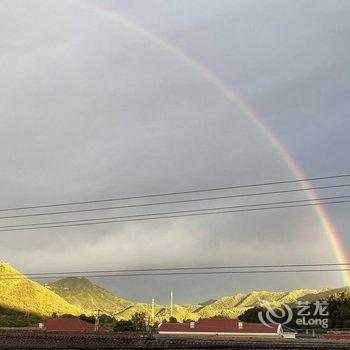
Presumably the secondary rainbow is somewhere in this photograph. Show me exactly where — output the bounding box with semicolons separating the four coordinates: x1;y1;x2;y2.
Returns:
78;0;350;284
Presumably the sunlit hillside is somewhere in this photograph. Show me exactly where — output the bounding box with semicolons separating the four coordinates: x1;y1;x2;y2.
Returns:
0;261;83;317
46;275;333;321
278;289;323;304
46;277;200;322
46;277;133;315
112;302;199;322
196;289;327;318
1;261;347;322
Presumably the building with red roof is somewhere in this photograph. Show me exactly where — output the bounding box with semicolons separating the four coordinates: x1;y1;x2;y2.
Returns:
158;318;295;338
29;318;109;332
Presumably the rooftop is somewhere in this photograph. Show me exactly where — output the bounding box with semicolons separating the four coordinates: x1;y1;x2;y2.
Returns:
158;318;280;334
29;318;109;332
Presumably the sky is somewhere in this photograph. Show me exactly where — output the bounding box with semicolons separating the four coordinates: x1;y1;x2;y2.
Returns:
0;0;349;304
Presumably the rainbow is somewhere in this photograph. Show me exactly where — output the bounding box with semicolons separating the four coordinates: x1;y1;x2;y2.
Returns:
77;0;350;284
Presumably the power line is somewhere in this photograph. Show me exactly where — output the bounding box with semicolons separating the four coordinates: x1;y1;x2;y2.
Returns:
0;184;349;220
2;262;350;278
1;268;350;280
0;173;349;212
1;194;349;228
0;198;349;232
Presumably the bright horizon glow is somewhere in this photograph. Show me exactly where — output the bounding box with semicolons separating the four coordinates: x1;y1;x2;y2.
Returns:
78;0;350;285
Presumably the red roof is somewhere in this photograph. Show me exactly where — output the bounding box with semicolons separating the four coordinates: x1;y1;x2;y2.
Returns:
159;318;279;334
29;318;109;332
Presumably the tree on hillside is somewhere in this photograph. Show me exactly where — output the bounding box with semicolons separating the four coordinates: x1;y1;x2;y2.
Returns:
59;313;75;319
210;313;229;319
327;291;350;328
169;316;178;323
99;313;117;325
183;319;195;323
238;306;264;323
114;319;135;331
78;314;95;324
0;307;41;327
131;312;147;331
114;313;147;332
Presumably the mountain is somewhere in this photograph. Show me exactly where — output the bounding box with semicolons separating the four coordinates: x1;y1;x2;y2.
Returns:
1;260;348;322
47;276;337;321
45;277;133;315
196;289;325;318
46;277;200;322
114;302;200;322
296;286;349;303
0;261;83;317
198;299;217;306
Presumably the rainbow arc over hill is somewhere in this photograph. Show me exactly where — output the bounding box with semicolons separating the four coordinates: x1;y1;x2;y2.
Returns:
79;0;350;284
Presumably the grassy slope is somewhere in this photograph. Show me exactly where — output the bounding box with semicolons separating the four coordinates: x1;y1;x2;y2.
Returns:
0;261;83;317
196;289;326;318
2;260;346;321
46;277;133;315
47;277;200;321
297;287;348;303
47;276;332;321
114;302;200;322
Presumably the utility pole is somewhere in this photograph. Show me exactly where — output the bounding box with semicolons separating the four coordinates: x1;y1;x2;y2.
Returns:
95;309;100;332
170;291;173;318
151;298;155;325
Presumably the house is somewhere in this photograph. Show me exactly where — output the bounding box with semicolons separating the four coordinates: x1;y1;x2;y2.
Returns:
158;318;295;338
29;318;109;332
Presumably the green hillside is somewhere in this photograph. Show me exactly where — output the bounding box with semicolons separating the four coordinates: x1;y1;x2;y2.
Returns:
239;288;350;329
0;261;83;317
46;278;196;322
45;277;133;315
1;260;348;323
196;289;326;318
113;302;200;322
47;275;331;321
278;289;320;304
46;277;200;322
296;287;347;303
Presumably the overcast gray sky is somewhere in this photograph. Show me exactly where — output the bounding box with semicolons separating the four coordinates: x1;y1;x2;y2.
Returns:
0;0;349;304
